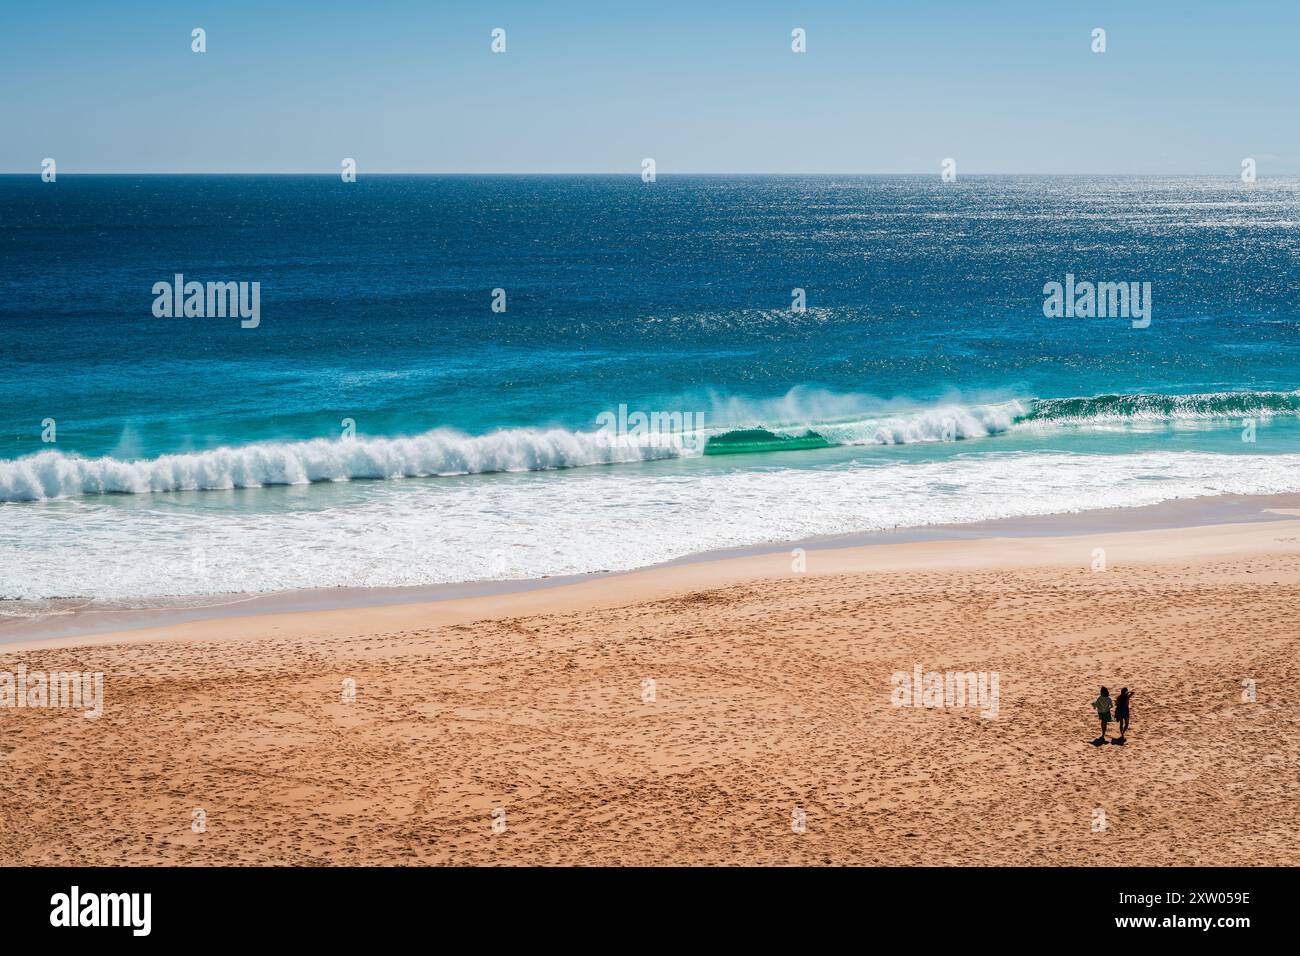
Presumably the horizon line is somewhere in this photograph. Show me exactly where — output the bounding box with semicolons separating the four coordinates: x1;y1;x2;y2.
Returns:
0;170;1282;177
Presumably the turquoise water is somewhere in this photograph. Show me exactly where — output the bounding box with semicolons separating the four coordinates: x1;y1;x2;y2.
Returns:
2;175;1298;603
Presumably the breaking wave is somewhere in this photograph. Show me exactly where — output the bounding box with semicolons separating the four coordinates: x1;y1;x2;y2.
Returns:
0;427;686;502
2;390;1296;502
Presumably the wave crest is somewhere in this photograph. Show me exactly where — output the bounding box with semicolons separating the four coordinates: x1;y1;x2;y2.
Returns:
1022;390;1300;424
3;390;1296;502
0;428;687;502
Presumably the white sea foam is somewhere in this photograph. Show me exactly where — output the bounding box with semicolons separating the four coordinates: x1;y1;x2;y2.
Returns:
4;450;1300;602
803;401;1025;445
1;390;1295;503
0;427;689;502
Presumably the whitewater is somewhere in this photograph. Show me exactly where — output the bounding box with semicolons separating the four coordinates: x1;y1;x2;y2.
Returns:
3;391;1297;503
4;446;1300;603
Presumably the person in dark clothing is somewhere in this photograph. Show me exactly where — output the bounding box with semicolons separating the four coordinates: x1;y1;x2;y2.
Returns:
1115;687;1134;741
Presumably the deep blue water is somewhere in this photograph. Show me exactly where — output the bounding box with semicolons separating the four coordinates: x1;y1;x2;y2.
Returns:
4;174;1298;458
2;175;1299;602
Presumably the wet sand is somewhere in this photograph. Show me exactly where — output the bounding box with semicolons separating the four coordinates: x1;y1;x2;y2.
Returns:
1;515;1298;865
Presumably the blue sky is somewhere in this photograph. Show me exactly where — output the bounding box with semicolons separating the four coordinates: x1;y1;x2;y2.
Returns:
2;0;1298;174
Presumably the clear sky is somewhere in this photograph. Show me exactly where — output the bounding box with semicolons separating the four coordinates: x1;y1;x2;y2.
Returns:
2;0;1298;174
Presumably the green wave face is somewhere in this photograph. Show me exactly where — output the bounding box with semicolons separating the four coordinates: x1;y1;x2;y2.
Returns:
702;428;833;456
698;391;1300;459
1021;391;1300;424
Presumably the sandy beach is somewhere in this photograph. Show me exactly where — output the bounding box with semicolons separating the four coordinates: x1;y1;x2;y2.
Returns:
2;512;1298;866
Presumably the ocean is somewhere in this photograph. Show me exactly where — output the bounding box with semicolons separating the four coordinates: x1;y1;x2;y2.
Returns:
2;174;1299;608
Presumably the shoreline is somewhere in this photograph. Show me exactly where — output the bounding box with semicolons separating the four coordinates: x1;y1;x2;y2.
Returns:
5;488;1300;650
2;500;1296;864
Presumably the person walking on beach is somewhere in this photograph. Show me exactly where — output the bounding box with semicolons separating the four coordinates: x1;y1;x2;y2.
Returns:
1091;686;1113;743
1115;687;1134;742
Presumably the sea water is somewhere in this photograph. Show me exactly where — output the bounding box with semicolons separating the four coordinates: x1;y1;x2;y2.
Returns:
2;174;1298;604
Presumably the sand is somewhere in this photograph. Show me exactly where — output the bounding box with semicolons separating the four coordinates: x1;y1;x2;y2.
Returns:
2;518;1298;866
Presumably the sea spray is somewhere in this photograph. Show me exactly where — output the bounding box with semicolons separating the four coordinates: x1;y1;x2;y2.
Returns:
5;391;1299;502
0;426;691;502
